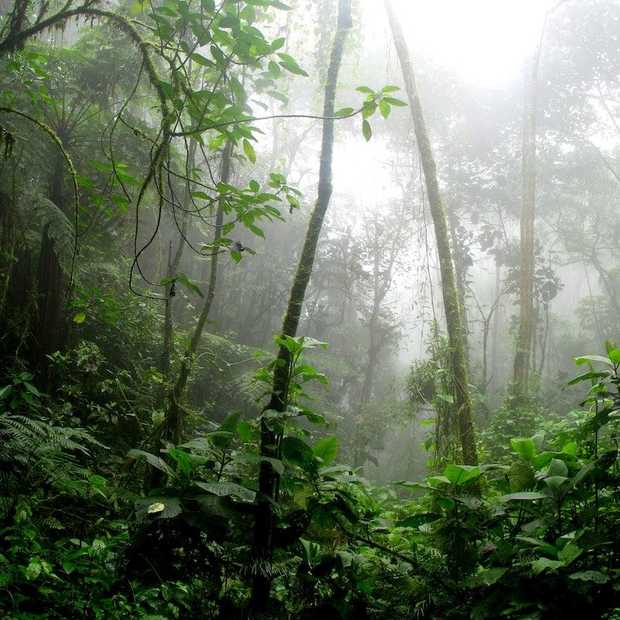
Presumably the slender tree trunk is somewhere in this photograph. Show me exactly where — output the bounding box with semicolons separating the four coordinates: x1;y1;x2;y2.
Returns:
250;1;352;612
160;141;197;378
447;208;470;362
385;0;477;465
512;3;563;397
162;141;232;445
513;53;538;397
490;259;501;394
538;303;549;377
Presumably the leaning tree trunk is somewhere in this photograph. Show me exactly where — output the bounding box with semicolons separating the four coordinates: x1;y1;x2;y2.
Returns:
161;140;232;446
385;0;477;465
250;0;352;612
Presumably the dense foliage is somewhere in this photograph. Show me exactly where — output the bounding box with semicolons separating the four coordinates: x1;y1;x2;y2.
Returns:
0;0;619;618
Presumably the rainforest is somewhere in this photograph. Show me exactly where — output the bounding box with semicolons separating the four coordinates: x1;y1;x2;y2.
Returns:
0;0;619;618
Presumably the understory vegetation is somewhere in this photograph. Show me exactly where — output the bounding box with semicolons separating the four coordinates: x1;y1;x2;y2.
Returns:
1;0;619;618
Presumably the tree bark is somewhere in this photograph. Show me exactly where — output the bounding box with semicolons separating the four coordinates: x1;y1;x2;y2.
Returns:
513;51;538;398
385;0;477;465
512;3;563;397
250;1;352;612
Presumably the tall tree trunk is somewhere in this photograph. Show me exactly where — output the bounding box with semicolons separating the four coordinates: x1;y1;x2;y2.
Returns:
162;140;232;445
513;52;538;398
512;3;563;397
538;303;549;377
250;1;352;612
385;0;477;465
160;141;197;378
447;208;470;362
490;259;502;394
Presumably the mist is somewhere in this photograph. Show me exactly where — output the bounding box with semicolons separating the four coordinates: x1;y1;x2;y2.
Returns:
1;0;619;617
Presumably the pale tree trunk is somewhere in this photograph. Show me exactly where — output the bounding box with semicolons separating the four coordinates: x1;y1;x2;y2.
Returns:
513;52;538;398
513;4;564;397
385;0;477;465
250;0;352;612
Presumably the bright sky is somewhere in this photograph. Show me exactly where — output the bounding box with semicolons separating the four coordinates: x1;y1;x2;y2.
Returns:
363;0;552;87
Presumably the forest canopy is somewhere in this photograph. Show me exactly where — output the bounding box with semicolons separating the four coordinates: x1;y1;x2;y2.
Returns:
0;0;619;618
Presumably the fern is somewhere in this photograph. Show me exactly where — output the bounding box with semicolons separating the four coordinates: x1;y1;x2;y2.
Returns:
20;190;76;272
0;415;106;500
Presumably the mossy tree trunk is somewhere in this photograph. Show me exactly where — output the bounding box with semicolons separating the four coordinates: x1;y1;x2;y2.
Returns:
250;0;352;612
385;0;477;465
513;53;538;399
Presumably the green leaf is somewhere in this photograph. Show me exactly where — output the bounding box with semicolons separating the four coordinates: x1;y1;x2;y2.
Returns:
362;120;372;142
383;96;407;107
379;100;391;119
570;570;609;584
277;53;308;77
335;107;355;117
175;273;204;297
607;347;620;364
128;449;174;478
547;458;568;477
531;558;563;574
575;354;613;367
362;101;377;119
243;139;256;164
558;542;582;565
281;436;315;469
135;497;182;519
313;436;339;466
270;37;285;51
73;312;86;324
443;464;481;485
195;481;255;502
500;492;547;502
511;437;536;461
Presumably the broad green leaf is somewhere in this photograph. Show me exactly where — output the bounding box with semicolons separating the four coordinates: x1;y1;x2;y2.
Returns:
511;437;536;461
281;436;315;469
558;542;582;565
570;570;609;584
195;481;255;502
313;436;339;466
128;449;174;477
531;558;563;574
547;458;568;477
443;463;481;486
607;347;620;364
135;497;182;519
73;312;86;324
